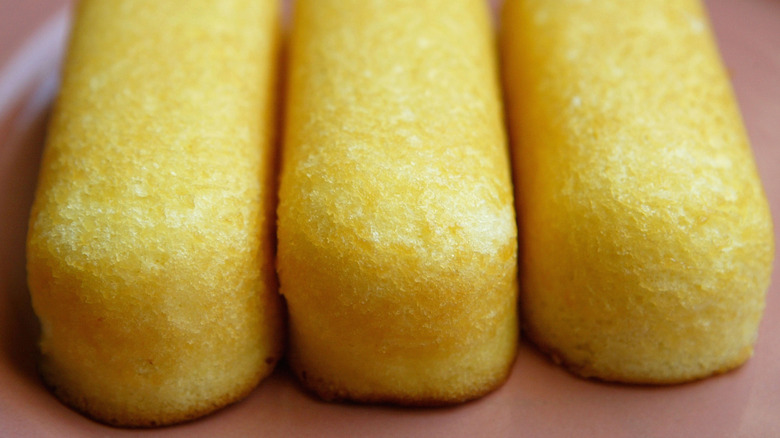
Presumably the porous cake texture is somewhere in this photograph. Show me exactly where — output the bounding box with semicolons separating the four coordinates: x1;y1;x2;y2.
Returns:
278;0;519;404
502;0;774;383
26;0;283;426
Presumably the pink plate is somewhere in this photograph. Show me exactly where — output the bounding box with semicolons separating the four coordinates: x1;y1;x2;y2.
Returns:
1;1;778;436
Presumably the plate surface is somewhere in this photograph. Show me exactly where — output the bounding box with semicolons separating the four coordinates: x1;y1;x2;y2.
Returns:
1;1;778;436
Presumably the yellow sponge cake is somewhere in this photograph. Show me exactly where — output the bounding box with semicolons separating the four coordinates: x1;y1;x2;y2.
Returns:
501;0;774;383
26;0;284;426
278;0;519;404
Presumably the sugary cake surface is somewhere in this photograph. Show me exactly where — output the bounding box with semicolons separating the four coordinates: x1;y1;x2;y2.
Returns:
278;0;519;404
502;0;774;383
26;0;283;426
